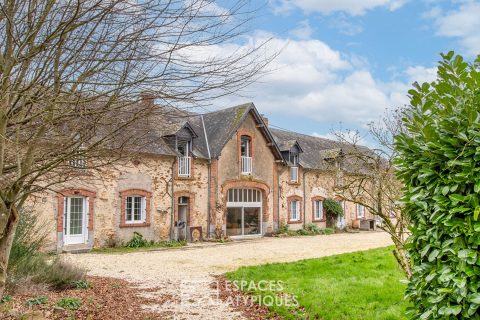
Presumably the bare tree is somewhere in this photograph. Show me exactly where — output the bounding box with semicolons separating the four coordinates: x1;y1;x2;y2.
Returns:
332;109;411;278
0;0;276;295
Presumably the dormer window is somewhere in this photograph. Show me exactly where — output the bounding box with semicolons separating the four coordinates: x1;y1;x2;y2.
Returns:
240;135;252;175
289;152;299;183
177;140;190;157
177;140;192;177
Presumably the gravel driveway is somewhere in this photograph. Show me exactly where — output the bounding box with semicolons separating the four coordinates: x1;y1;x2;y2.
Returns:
67;232;392;319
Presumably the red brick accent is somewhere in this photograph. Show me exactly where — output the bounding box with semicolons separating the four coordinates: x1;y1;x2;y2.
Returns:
287;195;303;224
119;189;152;228
221;180;270;223
273;164;279;223
237;129;255;162
174;156;195;180
57;189;96;233
174;191;195;225
209;159;219;228
311;196;326;222
287;166;302;186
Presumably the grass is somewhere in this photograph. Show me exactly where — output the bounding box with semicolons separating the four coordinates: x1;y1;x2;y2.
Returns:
226;246;408;320
91;240;187;254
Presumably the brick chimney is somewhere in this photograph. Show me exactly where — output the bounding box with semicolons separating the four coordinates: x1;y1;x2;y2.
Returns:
140;92;155;108
261;114;269;127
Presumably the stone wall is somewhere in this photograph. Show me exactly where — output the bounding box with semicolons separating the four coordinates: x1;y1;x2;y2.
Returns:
215;112;277;235
30;154;209;251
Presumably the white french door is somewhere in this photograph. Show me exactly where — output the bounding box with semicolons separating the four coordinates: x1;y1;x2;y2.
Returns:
64;197;88;245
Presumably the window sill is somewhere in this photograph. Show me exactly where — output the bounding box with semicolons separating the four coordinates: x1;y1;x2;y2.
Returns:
287;181;301;186
287;220;302;224
120;223;151;228
176;175;193;180
312;219;326;223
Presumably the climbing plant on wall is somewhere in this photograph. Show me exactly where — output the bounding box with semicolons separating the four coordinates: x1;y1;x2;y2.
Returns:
395;52;480;319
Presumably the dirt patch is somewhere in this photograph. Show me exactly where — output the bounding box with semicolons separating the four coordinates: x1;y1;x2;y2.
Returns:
212;275;285;320
0;276;169;320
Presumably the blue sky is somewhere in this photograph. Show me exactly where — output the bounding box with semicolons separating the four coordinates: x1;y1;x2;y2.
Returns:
208;0;480;142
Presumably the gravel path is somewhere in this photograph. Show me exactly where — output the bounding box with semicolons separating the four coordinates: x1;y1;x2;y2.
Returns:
66;231;392;319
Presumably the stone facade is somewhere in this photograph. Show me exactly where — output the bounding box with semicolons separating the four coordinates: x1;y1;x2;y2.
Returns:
30;103;374;251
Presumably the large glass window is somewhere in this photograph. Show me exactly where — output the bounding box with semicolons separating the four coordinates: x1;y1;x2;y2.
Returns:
226;188;261;237
226;207;243;236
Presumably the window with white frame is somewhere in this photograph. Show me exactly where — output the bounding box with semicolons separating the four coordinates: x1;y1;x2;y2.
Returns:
125;196;146;223
289;153;299;182
314;199;324;220
357;204;365;219
290;200;300;221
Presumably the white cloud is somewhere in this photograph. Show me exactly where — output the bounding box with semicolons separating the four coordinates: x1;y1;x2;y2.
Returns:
289;20;314;40
270;0;408;16
404;65;437;84
428;2;480;56
202;32;433;128
328;13;363;36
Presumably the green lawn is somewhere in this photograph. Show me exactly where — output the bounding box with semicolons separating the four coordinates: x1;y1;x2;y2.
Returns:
226;246;408;320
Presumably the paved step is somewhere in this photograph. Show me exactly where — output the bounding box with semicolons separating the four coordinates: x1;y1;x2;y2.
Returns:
63;244;91;254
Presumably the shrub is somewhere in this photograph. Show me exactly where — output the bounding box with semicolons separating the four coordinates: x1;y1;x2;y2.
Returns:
25;295;48;307
74;280;90;289
395;52;480;318
125;232;149;248
323;199;344;217
305;223;322;234
157;240;186;247
296;229;309;236
321;228;335;235
57;297;81;310
1;295;12;304
8;208;49;272
8;209;85;292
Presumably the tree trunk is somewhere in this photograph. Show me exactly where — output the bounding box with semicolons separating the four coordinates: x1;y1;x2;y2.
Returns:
326;213;336;228
392;242;412;279
0;206;19;297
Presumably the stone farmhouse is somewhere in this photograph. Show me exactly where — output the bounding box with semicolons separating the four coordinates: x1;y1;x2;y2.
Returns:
33;101;373;251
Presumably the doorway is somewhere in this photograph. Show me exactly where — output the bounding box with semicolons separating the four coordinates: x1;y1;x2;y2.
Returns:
226;188;262;237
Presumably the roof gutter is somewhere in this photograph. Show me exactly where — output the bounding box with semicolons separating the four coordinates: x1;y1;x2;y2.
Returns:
201;115;212;238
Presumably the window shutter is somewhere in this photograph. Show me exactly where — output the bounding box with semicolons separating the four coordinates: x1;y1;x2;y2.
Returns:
142;197;147;222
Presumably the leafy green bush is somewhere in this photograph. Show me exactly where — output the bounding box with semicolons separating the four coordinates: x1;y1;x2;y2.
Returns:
8;208;49;272
125;232;149;248
74;280;90;289
8;209;85;291
57;297;81;310
323;199;344;217
157;240;187;247
25;295;48;307
395;52;480;319
1;295;12;304
305;223;322;234
321;228;335;235
296;228;309;236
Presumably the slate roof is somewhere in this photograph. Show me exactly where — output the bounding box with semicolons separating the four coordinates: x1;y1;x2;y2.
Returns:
270;128;373;171
133;101;370;171
270;128;343;169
